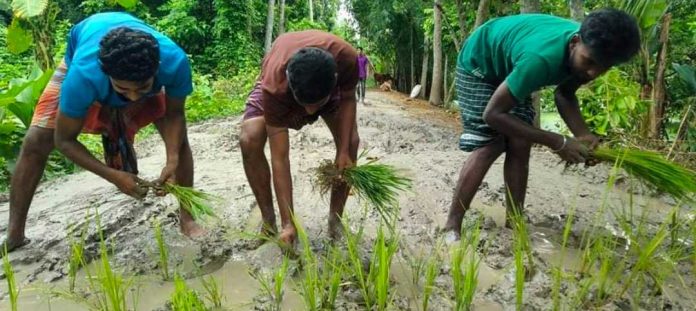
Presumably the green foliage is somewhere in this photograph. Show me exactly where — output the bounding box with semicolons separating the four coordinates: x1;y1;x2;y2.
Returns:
576;68;648;136
11;0;48;18
6;18;32;54
186;70;255;122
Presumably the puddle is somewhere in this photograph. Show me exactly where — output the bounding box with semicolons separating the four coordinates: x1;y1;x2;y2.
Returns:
529;226;584;272
0;260;305;311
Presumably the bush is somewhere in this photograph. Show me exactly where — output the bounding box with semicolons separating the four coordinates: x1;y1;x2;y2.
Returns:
186;68;259;122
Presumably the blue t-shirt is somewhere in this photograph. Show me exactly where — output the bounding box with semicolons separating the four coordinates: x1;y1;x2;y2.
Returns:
60;12;193;118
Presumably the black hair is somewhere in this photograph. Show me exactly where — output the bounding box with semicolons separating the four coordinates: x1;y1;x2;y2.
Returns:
286;47;337;104
579;8;641;66
357;46;363;51
99;27;160;81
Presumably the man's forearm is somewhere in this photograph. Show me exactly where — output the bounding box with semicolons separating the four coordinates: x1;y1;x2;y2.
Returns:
161;113;186;164
56;139;119;183
486;113;564;149
555;88;593;137
337;98;357;155
271;154;293;211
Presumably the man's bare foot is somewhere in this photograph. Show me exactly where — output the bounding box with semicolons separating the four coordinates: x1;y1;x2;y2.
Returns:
442;227;461;244
180;218;207;238
328;217;344;241
278;225;297;255
0;236;31;256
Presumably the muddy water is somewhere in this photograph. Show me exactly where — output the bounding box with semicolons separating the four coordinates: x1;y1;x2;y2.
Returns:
2;90;695;310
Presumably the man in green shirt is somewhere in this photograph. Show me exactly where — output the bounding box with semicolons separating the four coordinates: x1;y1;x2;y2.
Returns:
444;9;640;241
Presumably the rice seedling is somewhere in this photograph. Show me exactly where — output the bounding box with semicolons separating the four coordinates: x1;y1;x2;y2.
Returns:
201;275;224;308
592;147;696;202
152;220;170;280
164;183;221;220
292;213;345;310
508;207;534;311
90;212;132;311
2;245;19;311
551;206;576;311
368;225;399;310
273;255;290;307
314;151;411;226
68;222;87;292
170;274;207;311
140;180;221;220
450;218;481;311
421;252;440;311
692;217;696;276
342;216;372;307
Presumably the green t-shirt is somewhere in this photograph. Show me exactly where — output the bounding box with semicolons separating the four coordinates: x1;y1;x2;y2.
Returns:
457;14;579;102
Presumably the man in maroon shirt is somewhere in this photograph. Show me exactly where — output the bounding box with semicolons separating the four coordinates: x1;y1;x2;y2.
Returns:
240;30;360;248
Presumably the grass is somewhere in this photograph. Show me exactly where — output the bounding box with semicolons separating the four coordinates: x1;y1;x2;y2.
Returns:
451;218;481;311
170;274;207;311
201;275;224;308
593;147;696;202
314;151;412;226
152;220;170;280
2;245;19;311
149;183;221;220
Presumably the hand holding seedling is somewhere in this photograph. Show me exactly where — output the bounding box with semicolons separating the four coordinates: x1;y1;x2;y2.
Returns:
112;170;149;199
577;134;601;166
335;152;354;179
554;136;590;164
155;162;179;196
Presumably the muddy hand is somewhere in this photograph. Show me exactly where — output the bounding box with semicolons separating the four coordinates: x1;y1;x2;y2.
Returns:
112;171;149;199
555;137;589;164
335;152;354;182
155;162;178;196
577;134;601;167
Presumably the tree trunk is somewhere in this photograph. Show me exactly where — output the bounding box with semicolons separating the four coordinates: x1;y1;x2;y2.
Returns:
521;0;541;127
429;0;443;106
649;13;671;139
475;0;491;29
309;0;314;22
410;26;415;90
420;38;430;99
264;0;276;54
520;0;540;13
279;0;286;34
569;0;584;21
444;57;448;103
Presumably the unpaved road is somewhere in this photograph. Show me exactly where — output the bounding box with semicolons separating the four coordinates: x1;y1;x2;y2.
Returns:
0;90;693;310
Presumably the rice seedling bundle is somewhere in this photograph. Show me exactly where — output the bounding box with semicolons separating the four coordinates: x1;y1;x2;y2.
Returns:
314;154;411;224
138;180;221;220
592;147;696;202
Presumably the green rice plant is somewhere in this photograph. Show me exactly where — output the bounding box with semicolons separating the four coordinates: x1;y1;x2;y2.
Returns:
551;206;575;311
140;181;221;220
421;252;440;311
509;208;533;311
67;222;87;292
367;225;399;310
593;147;696;202
201;274;224;308
692;217;696;276
342;216;372;307
171;274;207;311
2;245;19;311
292;213;344;310
314;151;411;226
91;213;132;311
152;220;170;280
450;218;481;311
273;255;290;307
249;267;276;310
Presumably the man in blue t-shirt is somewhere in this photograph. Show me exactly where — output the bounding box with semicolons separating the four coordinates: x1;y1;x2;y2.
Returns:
3;13;204;252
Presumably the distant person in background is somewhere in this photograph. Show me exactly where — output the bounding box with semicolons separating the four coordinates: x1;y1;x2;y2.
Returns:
356;47;372;105
444;9;641;241
3;12;204;253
